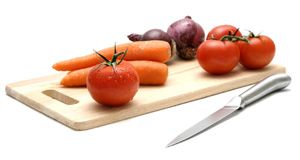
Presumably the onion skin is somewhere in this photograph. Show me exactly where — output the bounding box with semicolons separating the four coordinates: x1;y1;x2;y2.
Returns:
128;29;171;44
167;16;205;60
127;34;143;42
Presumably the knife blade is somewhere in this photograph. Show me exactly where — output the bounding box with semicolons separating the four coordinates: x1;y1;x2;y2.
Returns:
167;73;291;147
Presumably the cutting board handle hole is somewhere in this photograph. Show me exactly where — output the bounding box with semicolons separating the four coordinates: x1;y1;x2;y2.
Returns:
42;90;79;105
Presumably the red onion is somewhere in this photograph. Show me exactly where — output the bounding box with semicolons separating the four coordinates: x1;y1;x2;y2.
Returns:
167;16;205;60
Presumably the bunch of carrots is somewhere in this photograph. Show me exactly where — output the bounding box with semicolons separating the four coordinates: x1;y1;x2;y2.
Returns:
52;40;172;87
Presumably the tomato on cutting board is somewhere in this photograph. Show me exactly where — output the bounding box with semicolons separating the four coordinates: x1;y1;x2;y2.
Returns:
206;25;242;40
87;48;139;106
196;40;240;74
236;32;275;69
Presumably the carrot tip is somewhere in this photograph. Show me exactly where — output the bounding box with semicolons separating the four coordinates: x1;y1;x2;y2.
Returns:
52;64;57;70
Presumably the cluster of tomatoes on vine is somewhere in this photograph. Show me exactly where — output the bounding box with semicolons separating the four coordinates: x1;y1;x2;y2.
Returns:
196;25;275;74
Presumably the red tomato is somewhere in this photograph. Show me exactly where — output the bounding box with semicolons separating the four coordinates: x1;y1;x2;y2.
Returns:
207;25;242;40
236;35;275;69
87;50;139;106
196;40;240;74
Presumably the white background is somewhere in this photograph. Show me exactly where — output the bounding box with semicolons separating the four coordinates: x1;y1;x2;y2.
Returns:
1;0;299;159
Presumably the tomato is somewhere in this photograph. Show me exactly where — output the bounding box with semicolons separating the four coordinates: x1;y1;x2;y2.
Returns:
236;35;275;69
87;50;139;106
207;25;242;40
196;40;240;74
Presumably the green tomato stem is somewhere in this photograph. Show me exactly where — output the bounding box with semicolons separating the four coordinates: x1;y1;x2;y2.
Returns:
220;35;250;43
94;44;127;67
247;30;260;38
232;28;240;36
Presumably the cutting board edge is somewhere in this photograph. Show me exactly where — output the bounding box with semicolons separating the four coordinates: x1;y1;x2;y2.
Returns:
6;73;65;88
5;85;77;130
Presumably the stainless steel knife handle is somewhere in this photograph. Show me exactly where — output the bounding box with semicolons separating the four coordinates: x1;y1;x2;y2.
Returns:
239;73;291;108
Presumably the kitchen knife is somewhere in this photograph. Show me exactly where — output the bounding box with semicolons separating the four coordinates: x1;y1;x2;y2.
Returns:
167;73;291;147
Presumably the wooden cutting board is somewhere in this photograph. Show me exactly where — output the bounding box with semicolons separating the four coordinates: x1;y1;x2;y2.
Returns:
6;59;286;130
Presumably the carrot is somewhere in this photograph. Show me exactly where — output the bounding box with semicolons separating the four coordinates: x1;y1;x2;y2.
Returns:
60;67;91;87
60;60;168;87
53;40;171;71
129;61;168;85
